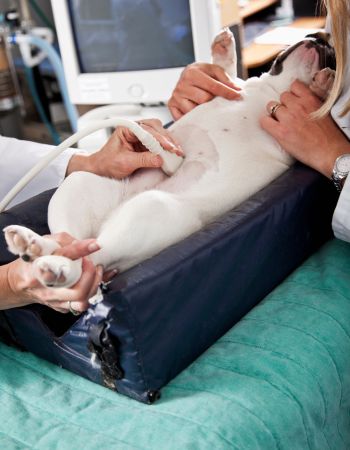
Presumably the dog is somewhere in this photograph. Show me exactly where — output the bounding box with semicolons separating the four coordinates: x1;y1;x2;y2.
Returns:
3;29;336;290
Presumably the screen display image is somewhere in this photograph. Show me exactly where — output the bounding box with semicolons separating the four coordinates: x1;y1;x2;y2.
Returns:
68;0;195;73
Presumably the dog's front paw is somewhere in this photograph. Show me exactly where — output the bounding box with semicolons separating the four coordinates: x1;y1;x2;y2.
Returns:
33;255;82;288
211;28;236;78
3;225;60;261
212;28;234;58
310;68;335;101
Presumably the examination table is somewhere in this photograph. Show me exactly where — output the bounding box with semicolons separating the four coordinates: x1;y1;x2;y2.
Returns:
0;164;349;448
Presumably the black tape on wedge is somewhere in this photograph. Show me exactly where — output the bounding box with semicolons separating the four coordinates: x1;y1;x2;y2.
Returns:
87;305;124;389
0;165;338;403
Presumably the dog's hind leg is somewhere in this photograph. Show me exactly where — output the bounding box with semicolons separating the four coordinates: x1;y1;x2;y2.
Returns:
27;190;202;288
90;190;203;273
48;171;126;240
211;28;237;79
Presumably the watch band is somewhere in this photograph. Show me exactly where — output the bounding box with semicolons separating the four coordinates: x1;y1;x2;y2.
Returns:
331;173;346;192
331;154;350;192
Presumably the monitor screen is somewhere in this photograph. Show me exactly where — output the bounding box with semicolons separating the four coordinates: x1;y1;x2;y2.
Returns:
68;0;195;73
51;0;220;105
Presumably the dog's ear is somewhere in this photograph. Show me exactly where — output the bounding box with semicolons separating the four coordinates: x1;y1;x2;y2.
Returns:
269;50;285;76
305;32;331;45
305;32;336;71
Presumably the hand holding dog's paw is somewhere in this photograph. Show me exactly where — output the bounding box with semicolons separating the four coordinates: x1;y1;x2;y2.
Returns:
3;256;103;313
1;228;104;312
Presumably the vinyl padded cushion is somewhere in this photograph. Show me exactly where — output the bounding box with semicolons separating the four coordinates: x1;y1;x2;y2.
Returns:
0;164;338;402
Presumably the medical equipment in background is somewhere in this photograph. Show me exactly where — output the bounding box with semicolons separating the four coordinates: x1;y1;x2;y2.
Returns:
51;0;221;151
0;17;22;138
1;0;79;144
0;117;184;212
9;29;79;133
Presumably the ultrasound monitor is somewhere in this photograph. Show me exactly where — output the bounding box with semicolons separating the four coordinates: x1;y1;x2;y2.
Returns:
51;0;221;106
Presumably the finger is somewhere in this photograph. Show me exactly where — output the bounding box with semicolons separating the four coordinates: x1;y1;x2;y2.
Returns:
260;115;283;141
266;101;280;117
68;299;90;314
116;125;139;144
190;63;241;90
208;65;242;90
137;118;163;128
191;68;242;100
55;239;100;260
280;91;297;106
138;124;184;156
290;79;313;98
169;97;198;117
176;85;214;107
86;265;104;299
103;268;118;282
169;105;184;121
128;151;163;171
137;119;184;154
43;302;69;313
49;232;74;247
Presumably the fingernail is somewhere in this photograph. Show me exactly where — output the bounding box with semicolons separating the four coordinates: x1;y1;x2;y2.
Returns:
97;265;103;277
88;242;100;252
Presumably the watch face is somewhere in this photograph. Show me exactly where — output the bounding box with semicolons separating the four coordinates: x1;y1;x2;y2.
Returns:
336;154;350;174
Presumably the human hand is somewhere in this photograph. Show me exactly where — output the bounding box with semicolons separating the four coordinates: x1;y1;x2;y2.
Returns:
4;234;104;313
168;62;242;120
260;80;350;177
67;119;183;179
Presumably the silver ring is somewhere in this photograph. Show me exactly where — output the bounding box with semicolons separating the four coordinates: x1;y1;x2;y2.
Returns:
270;103;282;120
68;301;81;316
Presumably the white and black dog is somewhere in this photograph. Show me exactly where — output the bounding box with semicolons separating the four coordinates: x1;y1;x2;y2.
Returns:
3;30;336;289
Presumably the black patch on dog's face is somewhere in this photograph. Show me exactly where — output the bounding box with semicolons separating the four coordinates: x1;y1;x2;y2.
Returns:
269;32;336;76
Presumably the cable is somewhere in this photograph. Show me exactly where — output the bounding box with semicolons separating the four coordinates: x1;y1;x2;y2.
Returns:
28;0;55;32
10;33;79;132
24;65;61;145
0;118;184;212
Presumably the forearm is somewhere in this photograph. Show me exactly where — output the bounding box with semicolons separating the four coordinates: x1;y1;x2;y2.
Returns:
0;136;77;209
0;263;31;310
65;152;93;176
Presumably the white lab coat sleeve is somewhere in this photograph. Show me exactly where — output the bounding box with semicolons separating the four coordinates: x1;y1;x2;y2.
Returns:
0;136;77;209
332;176;350;242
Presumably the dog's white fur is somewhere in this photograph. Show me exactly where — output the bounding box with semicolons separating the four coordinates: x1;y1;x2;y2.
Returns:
4;30;334;288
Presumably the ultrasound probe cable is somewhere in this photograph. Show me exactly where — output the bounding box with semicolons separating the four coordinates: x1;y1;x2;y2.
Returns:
0;118;184;213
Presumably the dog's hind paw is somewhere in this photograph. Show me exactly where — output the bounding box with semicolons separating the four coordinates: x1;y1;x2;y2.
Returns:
3;225;60;261
33;255;82;288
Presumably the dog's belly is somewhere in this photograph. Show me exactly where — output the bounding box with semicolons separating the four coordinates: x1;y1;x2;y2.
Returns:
156;123;219;193
151;96;293;220
158;96;290;196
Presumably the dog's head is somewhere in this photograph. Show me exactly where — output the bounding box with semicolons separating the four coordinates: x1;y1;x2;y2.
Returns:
268;32;336;87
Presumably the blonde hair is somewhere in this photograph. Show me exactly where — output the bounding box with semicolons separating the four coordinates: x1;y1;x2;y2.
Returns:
316;0;350;117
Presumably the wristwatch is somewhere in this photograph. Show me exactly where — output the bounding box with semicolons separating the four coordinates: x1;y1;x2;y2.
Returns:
331;154;350;192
